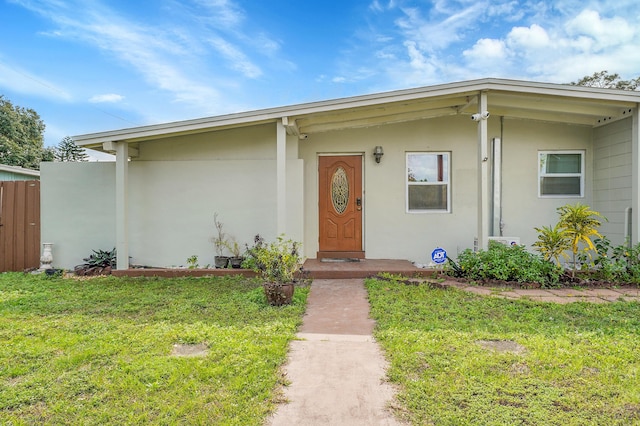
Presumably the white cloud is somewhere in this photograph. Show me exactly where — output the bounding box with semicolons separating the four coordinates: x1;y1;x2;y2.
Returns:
369;0;395;12
463;38;508;61
404;40;431;72
565;10;635;50
507;24;551;50
396;6;481;52
194;0;245;28
208;37;262;78
89;93;124;103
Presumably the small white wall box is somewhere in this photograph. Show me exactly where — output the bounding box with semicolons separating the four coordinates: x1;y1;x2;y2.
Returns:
488;237;521;246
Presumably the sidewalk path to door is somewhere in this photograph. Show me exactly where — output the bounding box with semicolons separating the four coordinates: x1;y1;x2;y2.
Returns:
267;279;406;426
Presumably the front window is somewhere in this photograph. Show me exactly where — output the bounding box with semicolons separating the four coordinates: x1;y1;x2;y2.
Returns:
538;151;584;197
406;152;450;212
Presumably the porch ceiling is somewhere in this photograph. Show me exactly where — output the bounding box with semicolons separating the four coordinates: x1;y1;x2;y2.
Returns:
288;90;636;135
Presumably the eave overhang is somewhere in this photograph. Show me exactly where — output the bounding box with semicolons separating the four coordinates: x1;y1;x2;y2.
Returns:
74;78;640;151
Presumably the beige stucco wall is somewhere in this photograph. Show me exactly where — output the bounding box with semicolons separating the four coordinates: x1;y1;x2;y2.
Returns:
43;114;624;269
299;115;594;264
500;118;593;248
41;123;303;269
41;162;116;269
300;115;488;264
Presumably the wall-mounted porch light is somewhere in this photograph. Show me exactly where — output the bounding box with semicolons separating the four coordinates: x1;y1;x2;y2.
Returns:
373;146;384;163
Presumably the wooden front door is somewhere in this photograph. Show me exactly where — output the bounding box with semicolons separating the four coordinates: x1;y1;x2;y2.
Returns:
318;155;364;258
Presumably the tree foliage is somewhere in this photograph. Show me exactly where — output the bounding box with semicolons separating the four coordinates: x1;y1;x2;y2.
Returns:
571;70;640;91
55;136;89;162
0;95;53;170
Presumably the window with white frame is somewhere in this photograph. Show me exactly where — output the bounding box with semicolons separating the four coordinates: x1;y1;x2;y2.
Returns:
538;151;584;197
406;152;450;212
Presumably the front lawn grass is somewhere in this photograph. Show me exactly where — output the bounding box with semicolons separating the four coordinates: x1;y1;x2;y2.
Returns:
0;273;308;425
366;277;640;426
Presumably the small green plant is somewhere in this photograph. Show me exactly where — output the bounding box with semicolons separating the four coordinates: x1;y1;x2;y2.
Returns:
533;203;605;277
533;223;571;266
557;203;605;275
74;248;116;276
224;238;243;258
211;212;229;257
186;255;199;269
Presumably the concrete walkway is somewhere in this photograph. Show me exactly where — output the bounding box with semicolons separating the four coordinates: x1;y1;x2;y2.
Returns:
267;279;405;426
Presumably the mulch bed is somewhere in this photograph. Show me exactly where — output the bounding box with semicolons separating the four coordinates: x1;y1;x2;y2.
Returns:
375;273;639;290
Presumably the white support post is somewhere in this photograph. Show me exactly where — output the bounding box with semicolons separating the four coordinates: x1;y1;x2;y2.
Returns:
114;141;129;270
477;92;490;251
632;106;640;244
276;119;287;235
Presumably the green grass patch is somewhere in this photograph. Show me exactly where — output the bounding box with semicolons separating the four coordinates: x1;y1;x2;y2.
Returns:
0;273;308;425
366;277;640;425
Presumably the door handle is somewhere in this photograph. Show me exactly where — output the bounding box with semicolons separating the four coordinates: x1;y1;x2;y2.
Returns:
356;197;361;211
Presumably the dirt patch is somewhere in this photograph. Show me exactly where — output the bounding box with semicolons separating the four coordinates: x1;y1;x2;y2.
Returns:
476;340;526;354
170;343;209;357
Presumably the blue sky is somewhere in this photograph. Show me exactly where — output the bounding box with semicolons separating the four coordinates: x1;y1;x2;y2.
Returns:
1;0;639;150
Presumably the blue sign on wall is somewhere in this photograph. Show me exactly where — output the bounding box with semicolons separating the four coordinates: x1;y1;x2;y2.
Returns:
431;247;447;264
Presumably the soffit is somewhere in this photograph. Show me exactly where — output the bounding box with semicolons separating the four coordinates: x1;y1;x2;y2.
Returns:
290;90;636;134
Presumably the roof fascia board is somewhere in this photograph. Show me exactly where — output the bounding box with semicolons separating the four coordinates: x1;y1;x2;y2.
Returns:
74;78;640;147
0;164;40;176
483;79;640;103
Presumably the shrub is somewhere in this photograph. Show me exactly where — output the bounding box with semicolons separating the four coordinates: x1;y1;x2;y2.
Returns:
593;237;640;283
448;242;561;287
533;223;570;266
243;235;302;284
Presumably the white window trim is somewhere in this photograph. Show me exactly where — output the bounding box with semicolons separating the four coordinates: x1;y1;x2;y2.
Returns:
538;150;585;198
406;151;451;213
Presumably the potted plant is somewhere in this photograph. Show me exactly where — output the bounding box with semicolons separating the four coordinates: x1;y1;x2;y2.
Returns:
225;237;245;269
211;213;230;268
245;234;303;306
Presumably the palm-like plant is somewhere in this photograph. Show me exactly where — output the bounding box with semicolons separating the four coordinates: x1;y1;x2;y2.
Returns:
533;223;570;266
557;203;605;275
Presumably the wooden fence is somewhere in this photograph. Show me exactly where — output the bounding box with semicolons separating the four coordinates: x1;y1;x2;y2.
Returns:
0;181;40;272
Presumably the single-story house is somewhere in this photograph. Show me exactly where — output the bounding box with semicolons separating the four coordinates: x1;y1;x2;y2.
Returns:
0;164;40;181
41;78;640;270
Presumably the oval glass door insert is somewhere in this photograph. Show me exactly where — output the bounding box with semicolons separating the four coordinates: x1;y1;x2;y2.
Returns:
331;167;349;214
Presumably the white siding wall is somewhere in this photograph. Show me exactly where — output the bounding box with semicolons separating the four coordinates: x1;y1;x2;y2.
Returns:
0;171;39;181
593;117;633;245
